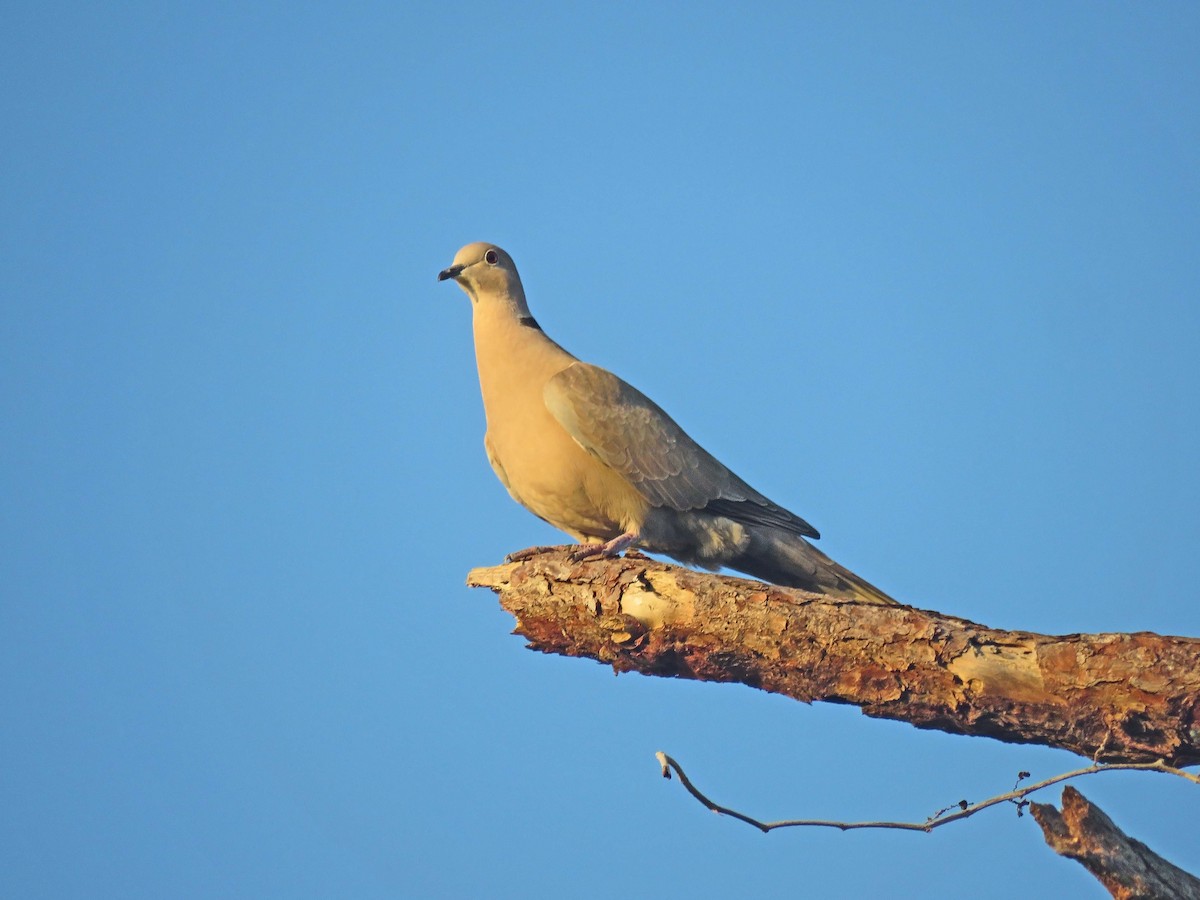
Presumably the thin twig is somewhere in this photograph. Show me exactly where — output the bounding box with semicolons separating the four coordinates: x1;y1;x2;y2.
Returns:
654;752;1199;834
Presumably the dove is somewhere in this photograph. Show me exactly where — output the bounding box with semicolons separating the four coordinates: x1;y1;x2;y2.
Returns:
439;242;896;604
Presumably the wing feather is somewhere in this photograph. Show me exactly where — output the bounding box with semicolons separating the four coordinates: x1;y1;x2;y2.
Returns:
543;362;819;539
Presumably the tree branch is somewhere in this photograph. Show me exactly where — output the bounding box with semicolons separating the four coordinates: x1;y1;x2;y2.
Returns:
1031;787;1200;899
467;549;1200;765
653;752;1198;834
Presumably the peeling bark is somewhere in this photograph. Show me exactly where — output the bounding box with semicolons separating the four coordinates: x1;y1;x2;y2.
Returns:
467;549;1200;766
1031;787;1200;899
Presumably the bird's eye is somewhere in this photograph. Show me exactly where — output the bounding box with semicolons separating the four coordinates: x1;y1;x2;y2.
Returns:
484;249;499;265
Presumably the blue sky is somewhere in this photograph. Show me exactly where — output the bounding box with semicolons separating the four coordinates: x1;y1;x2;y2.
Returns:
3;3;1198;897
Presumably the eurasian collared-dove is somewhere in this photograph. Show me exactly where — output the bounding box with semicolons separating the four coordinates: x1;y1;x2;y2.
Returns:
439;242;896;604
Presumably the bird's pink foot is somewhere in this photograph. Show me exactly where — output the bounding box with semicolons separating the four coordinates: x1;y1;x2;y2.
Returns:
505;544;576;563
567;531;639;562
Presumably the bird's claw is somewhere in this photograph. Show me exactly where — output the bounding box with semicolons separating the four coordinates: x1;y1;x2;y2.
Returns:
568;531;639;562
504;544;573;563
567;544;607;563
507;534;639;565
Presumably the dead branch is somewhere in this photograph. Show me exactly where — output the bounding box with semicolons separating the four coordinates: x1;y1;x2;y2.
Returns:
654;752;1198;834
1031;787;1200;899
467;549;1200;765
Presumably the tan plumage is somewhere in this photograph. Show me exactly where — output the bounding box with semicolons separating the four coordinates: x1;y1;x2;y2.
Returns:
439;242;897;604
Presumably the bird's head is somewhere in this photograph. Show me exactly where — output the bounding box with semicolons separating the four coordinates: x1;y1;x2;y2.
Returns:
438;243;525;309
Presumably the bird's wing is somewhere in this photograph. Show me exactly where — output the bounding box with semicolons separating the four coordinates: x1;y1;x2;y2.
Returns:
543;362;819;539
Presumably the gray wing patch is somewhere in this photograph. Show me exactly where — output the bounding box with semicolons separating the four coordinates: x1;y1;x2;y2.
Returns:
543;362;819;539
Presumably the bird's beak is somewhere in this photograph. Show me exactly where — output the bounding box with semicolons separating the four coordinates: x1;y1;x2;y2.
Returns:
437;264;465;282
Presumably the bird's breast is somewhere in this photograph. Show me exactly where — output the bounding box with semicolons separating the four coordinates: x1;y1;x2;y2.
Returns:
483;400;640;542
471;307;648;541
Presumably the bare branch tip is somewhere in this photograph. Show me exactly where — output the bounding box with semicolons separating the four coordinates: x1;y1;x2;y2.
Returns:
655;751;671;779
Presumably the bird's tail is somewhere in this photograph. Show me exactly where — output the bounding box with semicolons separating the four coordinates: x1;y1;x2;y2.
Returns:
731;527;898;605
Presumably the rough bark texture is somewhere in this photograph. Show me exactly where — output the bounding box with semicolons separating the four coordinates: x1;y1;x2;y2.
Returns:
1031;787;1200;899
467;549;1200;766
